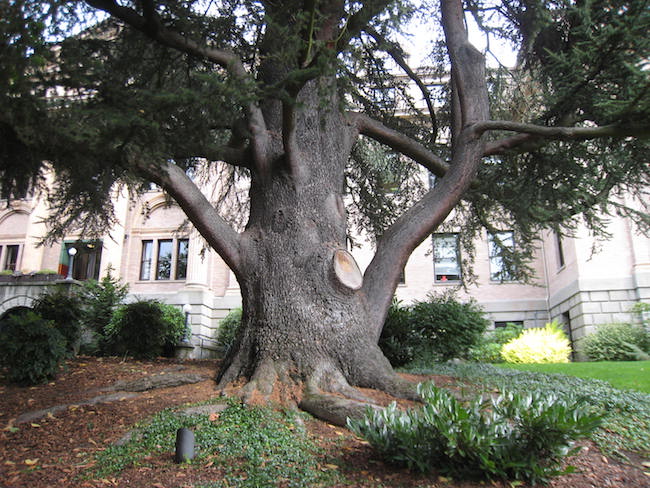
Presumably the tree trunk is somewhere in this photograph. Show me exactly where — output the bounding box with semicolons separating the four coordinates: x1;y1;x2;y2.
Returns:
215;81;415;424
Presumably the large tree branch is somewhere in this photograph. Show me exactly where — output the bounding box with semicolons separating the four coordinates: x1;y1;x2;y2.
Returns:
350;113;449;177
85;0;269;170
137;159;244;273
482;121;650;156
364;26;438;139
362;0;490;335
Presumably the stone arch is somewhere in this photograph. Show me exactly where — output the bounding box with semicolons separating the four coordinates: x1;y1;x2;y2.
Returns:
0;294;36;317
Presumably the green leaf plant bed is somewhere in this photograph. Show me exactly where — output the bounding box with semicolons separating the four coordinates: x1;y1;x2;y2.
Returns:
404;363;650;460
349;382;601;485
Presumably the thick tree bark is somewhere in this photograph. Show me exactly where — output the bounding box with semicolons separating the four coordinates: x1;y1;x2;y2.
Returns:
213;81;417;423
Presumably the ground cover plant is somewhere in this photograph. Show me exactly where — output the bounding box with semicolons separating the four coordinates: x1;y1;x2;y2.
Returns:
349;382;601;485
91;400;336;488
404;362;650;459
496;361;650;394
3;357;649;488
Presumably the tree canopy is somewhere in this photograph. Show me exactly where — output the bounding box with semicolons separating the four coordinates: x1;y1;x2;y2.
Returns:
2;0;648;256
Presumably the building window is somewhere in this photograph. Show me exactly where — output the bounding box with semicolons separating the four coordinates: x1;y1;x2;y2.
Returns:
488;231;516;281
494;320;524;329
175;238;189;280
139;238;189;281
156;240;173;280
2;245;20;271
555;233;565;269
398;267;406;285
140;240;153;280
433;233;461;282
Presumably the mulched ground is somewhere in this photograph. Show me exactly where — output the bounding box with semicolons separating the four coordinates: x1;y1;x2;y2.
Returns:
1;357;648;488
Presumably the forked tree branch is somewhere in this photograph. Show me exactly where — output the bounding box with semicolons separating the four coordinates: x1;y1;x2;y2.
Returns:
137;159;244;273
362;0;490;335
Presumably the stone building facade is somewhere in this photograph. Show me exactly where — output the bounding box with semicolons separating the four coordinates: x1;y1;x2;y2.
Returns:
1;185;648;358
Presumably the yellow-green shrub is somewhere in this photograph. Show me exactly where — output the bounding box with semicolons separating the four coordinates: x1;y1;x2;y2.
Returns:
501;321;571;363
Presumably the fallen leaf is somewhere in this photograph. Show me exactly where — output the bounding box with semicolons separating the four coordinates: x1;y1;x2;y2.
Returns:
30;423;41;428
208;412;220;422
24;458;39;465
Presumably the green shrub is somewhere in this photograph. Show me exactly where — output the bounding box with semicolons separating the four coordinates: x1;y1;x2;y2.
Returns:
79;268;129;354
380;292;489;365
348;382;601;484
469;323;524;363
501;321;571;363
104;300;185;359
216;308;243;355
581;323;650;361
378;299;418;367
0;311;67;385
32;287;83;355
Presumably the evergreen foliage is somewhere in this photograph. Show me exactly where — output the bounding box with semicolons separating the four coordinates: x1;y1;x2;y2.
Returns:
0;311;67;385
379;293;489;365
215;307;243;356
0;0;647;275
79;267;129;354
32;286;83;355
104;300;185;359
469;322;524;363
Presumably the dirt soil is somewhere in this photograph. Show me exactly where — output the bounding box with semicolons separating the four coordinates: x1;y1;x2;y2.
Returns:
1;357;648;488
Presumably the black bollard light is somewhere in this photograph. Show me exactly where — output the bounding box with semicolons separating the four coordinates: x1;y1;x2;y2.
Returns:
174;427;195;463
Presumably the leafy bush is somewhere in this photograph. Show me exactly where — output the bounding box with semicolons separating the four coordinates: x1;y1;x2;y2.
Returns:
581;323;650;361
104;300;185;359
469;322;524;363
501;321;571;363
32;287;83;355
79;268;129;354
380;293;489;365
377;300;418;367
348;382;601;484
216;308;243;355
0;311;67;385
404;362;650;458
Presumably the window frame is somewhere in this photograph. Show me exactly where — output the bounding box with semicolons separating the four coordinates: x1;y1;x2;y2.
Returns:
138;237;189;282
1;244;21;272
432;233;462;283
488;230;516;282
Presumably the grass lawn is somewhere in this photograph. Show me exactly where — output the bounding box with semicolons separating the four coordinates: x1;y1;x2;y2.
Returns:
495;360;650;393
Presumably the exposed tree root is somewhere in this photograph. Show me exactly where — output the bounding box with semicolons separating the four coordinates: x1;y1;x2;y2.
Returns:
216;349;423;427
299;384;382;426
